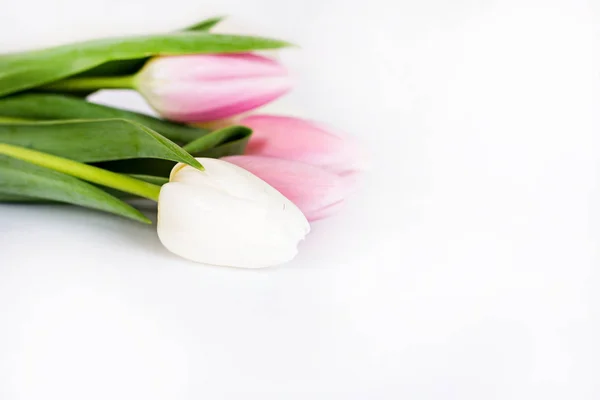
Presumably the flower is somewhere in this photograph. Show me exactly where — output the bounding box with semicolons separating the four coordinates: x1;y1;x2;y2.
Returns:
222;155;354;221
135;54;292;123
240;114;367;175
215;115;368;221
157;157;310;268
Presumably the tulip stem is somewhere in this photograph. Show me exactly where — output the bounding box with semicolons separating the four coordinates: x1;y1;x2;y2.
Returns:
0;143;162;201
38;75;136;92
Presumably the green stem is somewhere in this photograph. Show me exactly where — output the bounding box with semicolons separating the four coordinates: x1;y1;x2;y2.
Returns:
39;75;137;92
0;143;161;201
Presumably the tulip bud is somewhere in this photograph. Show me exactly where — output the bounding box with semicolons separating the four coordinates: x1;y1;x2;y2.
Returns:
240;115;367;175
222;155;353;221
136;54;292;123
157;157;310;268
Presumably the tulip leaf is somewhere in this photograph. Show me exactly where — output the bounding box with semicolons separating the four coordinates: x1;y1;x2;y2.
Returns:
0;193;39;202
194;136;252;159
70;59;148;81
0;93;210;143
0;174;169;203
73;16;225;80
0;142;163;200
183;16;226;32
96;125;252;177
0;156;150;223
183;125;252;154
0;118;204;168
128;174;169;185
0;32;292;97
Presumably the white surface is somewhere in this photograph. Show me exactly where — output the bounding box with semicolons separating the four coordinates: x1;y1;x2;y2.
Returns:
1;0;598;399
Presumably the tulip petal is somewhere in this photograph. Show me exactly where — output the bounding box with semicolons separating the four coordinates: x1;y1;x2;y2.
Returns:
223;155;353;221
146;53;287;80
136;54;293;122
157;158;309;268
242;114;368;175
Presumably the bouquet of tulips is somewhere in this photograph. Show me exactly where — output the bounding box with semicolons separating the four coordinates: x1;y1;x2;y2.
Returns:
0;17;364;268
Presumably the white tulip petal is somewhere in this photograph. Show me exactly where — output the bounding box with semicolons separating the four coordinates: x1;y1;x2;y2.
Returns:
157;158;310;268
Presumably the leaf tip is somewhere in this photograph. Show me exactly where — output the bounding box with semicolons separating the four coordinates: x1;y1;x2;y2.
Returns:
188;157;205;171
272;39;298;49
139;215;153;224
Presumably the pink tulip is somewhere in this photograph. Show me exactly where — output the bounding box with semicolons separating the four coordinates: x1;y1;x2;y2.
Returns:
135;54;292;122
240;114;367;175
222;155;353;221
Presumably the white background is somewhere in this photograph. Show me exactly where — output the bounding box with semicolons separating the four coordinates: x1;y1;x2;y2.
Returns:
0;0;598;398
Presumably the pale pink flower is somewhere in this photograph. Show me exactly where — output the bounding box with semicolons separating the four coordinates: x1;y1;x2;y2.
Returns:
223;155;354;221
240;114;367;175
136;54;292;122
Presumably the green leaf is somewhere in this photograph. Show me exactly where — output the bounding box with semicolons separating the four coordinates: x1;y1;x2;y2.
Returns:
182;16;226;32
0;142;162;202
0;174;169;203
128;174;169;185
194;137;252;159
0;93;210;143
0;193;42;202
183;125;252;154
96;125;252;177
0;118;204;169
0;32;292;97
68;59;149;81
0;156;150;223
69;16;225;81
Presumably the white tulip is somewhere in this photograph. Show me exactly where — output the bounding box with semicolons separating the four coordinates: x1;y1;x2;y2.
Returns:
157;158;310;268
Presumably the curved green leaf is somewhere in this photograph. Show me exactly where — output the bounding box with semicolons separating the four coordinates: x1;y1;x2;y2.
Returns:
0;174;169;203
183;125;252;154
64;59;148;82
182;16;226;32
0;118;204;168
0;193;41;202
0;143;162;201
0;156;150;223
70;16;226;82
96;125;252;177
0;93;210;143
0;32;292;97
127;174;169;186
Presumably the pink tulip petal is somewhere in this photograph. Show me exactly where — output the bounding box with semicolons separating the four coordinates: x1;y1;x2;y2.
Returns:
241;114;368;175
153;77;292;121
223;155;353;221
306;199;346;221
148;53;288;80
136;54;293;122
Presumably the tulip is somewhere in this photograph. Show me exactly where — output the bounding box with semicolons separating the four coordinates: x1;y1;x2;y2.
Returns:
136;54;292;122
240;115;366;175
157;157;310;268
40;53;292;123
222;155;353;221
